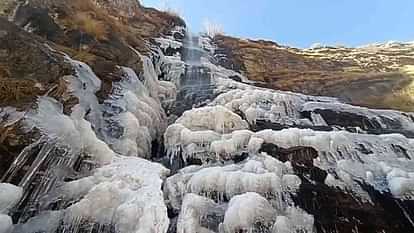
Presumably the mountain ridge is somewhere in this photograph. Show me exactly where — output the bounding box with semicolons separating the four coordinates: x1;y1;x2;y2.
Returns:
213;34;414;111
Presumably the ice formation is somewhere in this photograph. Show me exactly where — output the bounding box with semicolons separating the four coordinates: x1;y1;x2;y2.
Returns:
26;96;115;165
210;88;414;133
176;193;224;233
175;191;314;233
105;66;167;158
211;89;318;125
17;52;173;232
176;106;249;133
65;56;104;131
155;37;183;51
164;106;250;164
302;102;414;131
0;107;25;127
156;52;186;85
254;128;414;199
155;26;185;52
62;157;170;233
0;183;22;233
221;192;276;232
165;153;300;215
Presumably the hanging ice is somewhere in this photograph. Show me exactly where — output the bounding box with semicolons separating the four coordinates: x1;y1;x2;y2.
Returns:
164;153;299;212
62;156;170;233
221;192;277;233
64;56;104;131
103;66;167;158
26;96;115;165
254;128;414;199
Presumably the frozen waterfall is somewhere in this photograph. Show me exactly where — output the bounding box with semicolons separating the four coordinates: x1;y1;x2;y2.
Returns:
1;25;413;233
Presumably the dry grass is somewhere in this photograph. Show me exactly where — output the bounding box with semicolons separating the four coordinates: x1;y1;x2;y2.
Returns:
366;89;414;112
0;79;41;105
68;0;109;40
69;0;140;43
363;70;414;112
0;0;14;15
73;12;108;40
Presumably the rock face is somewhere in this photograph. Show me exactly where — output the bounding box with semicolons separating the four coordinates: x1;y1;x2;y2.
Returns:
0;0;185;182
214;35;414;111
0;1;413;233
1;0;184;102
0;18;72;108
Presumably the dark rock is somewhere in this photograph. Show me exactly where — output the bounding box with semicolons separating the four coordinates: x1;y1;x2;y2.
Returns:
259;143;328;183
259;142;414;233
294;181;414;233
252;119;333;132
301;109;414;138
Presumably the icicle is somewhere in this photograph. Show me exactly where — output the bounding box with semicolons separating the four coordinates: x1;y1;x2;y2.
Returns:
18;141;57;190
1;138;42;183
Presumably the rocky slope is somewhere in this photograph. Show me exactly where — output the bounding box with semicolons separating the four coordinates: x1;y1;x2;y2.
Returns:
0;1;413;233
214;35;414;111
0;0;184;106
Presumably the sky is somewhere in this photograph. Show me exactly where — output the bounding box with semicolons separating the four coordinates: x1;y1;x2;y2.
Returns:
141;0;414;48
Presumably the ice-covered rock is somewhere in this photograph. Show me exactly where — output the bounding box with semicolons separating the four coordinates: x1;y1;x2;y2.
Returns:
175;192;314;233
155;38;183;51
154;26;185;54
176;105;248;133
165;153;298;212
272;207;315;233
62;156;170;233
105;66;167;158
65;57;103;131
210;88;414;136
254;128;414;199
157;52;186;84
26;97;115;165
302;102;414;133
221;192;276;233
177;193;224;233
211;89;315;125
17;51;174;233
165;106;251;165
0;107;25;127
